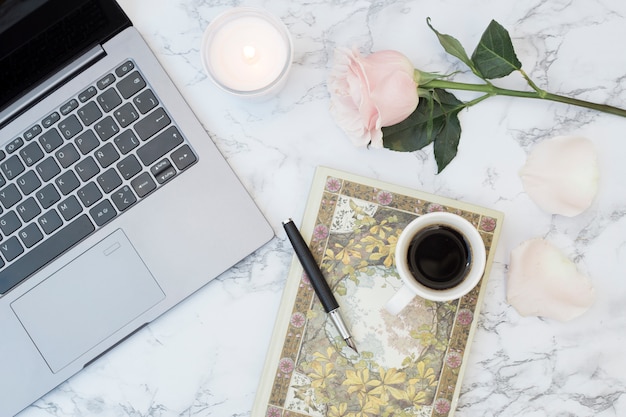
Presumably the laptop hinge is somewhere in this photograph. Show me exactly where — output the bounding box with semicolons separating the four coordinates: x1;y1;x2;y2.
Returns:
0;45;106;128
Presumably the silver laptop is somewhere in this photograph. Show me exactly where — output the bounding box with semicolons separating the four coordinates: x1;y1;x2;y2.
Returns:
0;1;274;415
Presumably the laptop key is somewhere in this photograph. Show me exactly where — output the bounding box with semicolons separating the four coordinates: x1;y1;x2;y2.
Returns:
78;86;97;103
135;108;170;140
151;159;175;184
0;214;95;294
137;126;183;166
117;154;142;180
0;184;22;209
131;172;156;198
41;112;60;129
75;130;99;154
35;157;61;182
16;171;41;195
171;145;197;170
97;88;122;112
150;159;170;176
18;223;43;248
16;197;41;222
0;211;21;236
155;166;176;184
38;209;63;235
77;101;103;126
77;182;102;207
6;138;23;154
55;143;80;168
96;168;122;193
113;103;139;128
115;61;135;77
39;129;63;153
94;143;119;168
133;89;159;114
117;71;146;99
114;130;140;154
56;170;80;195
75;156;100;181
57;196;82;221
97;74;116;90
60;99;79;116
94;116;120;141
89;199;117;227
36;184;61;209
58;114;83;140
2;155;24;179
111;185;137;211
20;141;44;166
23;125;42;141
0;236;23;262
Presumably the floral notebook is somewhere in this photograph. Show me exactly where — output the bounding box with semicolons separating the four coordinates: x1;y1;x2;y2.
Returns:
252;167;504;417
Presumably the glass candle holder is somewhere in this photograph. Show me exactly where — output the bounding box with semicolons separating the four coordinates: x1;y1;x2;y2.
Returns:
201;7;293;99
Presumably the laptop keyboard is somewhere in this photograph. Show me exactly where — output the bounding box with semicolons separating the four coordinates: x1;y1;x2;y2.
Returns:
0;60;197;294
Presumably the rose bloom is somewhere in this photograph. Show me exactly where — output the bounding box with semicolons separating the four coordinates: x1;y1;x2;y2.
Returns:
328;48;419;148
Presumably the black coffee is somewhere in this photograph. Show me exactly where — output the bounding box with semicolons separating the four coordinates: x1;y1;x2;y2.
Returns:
407;225;471;290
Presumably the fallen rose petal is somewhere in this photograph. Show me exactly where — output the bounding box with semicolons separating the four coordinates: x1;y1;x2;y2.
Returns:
519;136;599;217
507;238;595;321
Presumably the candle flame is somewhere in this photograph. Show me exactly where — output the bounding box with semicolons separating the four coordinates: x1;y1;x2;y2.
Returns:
242;45;258;64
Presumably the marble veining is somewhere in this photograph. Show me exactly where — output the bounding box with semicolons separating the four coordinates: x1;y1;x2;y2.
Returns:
15;0;626;416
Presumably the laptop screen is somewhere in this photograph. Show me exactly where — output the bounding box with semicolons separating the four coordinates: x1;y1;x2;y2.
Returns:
0;0;130;115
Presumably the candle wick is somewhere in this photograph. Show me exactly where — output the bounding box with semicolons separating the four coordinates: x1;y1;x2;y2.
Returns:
242;45;259;64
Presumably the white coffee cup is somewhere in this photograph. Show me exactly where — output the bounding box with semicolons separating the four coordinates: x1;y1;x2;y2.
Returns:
385;212;486;314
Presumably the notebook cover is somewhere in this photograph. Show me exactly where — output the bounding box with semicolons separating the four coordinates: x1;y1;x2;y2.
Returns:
253;167;504;417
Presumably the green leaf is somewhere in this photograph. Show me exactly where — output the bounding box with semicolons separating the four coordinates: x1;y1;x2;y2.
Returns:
471;19;522;79
426;18;480;76
382;89;464;172
433;109;462;173
382;96;442;152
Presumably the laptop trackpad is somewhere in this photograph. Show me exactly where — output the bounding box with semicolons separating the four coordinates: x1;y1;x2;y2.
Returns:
11;229;165;373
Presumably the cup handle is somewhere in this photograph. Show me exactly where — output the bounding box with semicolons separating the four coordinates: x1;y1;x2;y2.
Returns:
384;284;416;315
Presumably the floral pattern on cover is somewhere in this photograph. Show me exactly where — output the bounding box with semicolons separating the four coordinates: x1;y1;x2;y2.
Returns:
266;175;501;417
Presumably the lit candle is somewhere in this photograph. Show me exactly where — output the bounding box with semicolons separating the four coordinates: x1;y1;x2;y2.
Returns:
201;8;293;98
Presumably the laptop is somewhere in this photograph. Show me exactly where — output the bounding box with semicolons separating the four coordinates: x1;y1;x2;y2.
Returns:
0;0;274;415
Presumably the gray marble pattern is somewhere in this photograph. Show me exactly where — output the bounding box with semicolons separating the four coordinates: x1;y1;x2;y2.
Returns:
17;0;626;416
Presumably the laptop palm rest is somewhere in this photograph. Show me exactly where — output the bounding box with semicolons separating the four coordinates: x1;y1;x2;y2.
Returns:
10;229;165;373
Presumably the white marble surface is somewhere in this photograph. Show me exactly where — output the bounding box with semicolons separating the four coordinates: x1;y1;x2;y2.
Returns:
17;0;626;416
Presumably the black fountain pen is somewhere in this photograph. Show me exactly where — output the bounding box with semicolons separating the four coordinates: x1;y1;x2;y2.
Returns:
283;219;358;354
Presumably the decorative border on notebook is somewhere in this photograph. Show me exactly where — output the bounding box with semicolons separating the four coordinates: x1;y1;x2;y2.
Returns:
265;174;500;417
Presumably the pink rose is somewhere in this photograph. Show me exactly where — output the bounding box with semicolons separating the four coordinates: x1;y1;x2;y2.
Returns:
328;48;419;148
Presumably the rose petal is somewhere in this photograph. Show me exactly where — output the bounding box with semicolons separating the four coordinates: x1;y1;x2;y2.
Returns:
359;51;419;126
519;136;599;217
507;238;595;321
328;48;418;148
